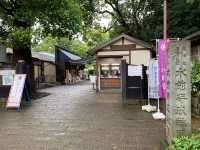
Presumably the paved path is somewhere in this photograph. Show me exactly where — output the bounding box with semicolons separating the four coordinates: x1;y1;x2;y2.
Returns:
0;82;165;150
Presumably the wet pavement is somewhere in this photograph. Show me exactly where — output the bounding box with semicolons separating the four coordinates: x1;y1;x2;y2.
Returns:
0;81;165;150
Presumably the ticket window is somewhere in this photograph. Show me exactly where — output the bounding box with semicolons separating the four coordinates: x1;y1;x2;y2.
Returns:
100;64;120;78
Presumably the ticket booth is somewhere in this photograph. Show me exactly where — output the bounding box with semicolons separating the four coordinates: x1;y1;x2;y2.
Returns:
88;33;153;92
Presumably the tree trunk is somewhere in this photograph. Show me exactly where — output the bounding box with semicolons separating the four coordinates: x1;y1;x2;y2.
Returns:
13;46;35;95
12;19;35;95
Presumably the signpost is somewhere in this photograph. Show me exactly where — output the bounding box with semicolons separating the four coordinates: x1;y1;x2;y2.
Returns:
166;40;191;143
90;75;96;90
6;74;26;109
142;59;157;112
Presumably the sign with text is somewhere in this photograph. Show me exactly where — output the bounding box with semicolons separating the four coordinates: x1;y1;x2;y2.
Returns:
148;59;159;99
166;41;191;143
6;74;26;108
157;39;176;98
0;70;15;85
128;65;143;77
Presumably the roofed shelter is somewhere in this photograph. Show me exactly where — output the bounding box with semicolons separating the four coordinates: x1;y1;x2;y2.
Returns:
32;51;56;87
55;46;85;84
88;33;153;91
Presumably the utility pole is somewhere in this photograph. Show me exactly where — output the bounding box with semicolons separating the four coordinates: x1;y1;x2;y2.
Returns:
163;0;167;40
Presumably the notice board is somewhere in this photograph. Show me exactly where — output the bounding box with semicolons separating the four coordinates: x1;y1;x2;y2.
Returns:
0;70;15;85
6;74;26;108
128;65;143;77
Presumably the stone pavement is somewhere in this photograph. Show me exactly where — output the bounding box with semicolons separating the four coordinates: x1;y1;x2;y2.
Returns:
0;81;165;150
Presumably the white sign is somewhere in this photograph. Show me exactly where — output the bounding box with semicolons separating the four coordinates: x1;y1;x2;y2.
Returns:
6;74;26;108
90;75;96;84
128;65;143;77
148;60;159;99
0;70;15;85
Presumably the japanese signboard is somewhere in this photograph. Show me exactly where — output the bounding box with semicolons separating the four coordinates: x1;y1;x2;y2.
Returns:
157;39;176;98
6;74;26;108
0;70;15;85
148;59;159;99
166;41;191;143
128;65;143;77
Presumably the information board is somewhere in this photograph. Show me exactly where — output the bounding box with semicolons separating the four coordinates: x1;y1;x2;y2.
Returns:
6;74;26;108
148;59;159;99
128;65;142;77
0;70;15;85
90;75;96;83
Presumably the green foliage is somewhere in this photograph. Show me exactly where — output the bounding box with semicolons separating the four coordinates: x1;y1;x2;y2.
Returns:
33;26;109;57
32;35;58;53
88;70;95;75
69;40;89;57
10;27;32;48
83;27;109;47
58;38;90;57
32;35;89;57
192;60;200;95
100;0;200;42
169;135;200;150
0;0;95;48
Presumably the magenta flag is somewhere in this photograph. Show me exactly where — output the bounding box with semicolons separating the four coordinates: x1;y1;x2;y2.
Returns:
157;39;176;98
157;39;167;98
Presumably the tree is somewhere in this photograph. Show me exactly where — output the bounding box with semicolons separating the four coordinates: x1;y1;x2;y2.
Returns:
0;0;94;92
33;35;89;58
32;35;58;53
82;27;109;47
97;0;200;43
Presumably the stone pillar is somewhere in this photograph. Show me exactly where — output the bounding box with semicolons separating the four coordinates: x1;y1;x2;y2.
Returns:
166;40;191;143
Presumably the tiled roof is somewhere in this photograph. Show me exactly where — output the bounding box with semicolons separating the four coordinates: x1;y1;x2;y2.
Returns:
32;51;55;63
59;49;81;61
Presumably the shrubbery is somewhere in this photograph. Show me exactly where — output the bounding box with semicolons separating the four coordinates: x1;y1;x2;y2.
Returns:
192;60;200;96
169;135;200;150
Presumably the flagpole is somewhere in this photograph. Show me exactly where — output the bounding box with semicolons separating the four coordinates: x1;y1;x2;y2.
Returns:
164;0;167;40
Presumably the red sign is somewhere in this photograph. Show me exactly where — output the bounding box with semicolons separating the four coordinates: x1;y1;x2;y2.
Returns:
6;74;26;108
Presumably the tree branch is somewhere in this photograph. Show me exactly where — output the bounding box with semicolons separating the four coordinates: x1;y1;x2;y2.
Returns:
97;10;114;16
105;0;129;30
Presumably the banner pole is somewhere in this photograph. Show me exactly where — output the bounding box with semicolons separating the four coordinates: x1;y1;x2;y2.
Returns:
152;40;165;120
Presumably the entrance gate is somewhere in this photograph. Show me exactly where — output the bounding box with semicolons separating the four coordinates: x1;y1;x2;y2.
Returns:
121;60;148;102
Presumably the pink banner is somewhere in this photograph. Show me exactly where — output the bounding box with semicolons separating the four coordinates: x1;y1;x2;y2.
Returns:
157;39;167;98
157;39;176;98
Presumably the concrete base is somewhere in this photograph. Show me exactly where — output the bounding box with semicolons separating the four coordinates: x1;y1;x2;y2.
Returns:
142;104;157;112
152;111;166;120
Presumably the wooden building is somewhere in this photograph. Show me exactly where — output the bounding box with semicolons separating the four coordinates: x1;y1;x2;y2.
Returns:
4;48;57;88
184;31;200;60
88;33;153;91
32;51;56;88
55;46;85;84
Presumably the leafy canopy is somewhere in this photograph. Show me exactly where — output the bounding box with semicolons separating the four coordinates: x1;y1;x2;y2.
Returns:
97;0;200;42
0;0;95;48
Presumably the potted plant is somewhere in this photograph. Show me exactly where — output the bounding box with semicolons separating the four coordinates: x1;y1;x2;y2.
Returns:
191;60;200;115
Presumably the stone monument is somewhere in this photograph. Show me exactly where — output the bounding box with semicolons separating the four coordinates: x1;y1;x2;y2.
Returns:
166;40;191;143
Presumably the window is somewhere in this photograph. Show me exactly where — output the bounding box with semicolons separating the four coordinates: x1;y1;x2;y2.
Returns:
100;64;120;78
